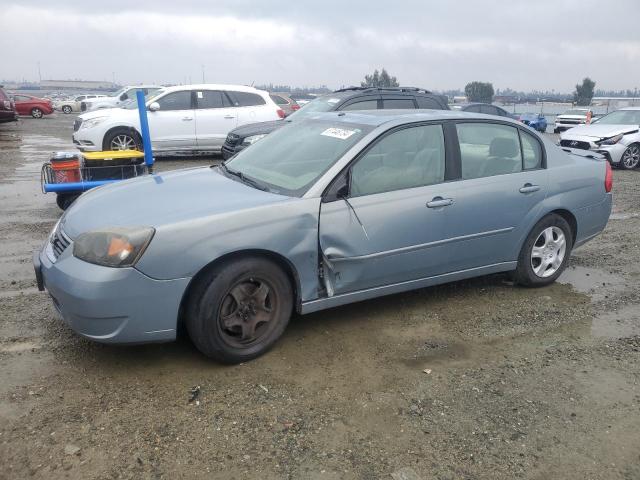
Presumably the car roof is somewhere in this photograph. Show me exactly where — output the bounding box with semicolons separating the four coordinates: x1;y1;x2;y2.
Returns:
161;84;267;94
305;109;520;127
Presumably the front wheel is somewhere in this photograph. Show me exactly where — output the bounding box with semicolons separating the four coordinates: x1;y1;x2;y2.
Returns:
620;144;640;170
31;108;43;119
514;214;573;287
56;193;79;210
103;128;142;151
185;257;294;363
62;105;72;114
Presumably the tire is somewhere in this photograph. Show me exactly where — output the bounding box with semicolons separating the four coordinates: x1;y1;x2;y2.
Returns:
514;214;573;287
31;108;43;119
185;256;294;363
56;194;79;210
620;144;640;170
103;128;142;151
61;105;72;114
553;128;559;134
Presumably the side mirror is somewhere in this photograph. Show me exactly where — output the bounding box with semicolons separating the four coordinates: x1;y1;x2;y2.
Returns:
322;172;349;203
120;94;128;101
148;102;160;112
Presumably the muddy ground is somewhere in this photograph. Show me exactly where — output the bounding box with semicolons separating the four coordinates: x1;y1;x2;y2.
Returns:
0;114;638;480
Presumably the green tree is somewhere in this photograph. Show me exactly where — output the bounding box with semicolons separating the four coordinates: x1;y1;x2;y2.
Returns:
464;81;495;103
361;68;399;88
573;77;596;106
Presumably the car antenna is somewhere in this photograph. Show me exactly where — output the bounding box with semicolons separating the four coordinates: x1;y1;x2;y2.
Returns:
340;193;369;240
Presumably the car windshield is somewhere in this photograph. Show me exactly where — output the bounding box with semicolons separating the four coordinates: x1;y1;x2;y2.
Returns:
593;110;640;125
224;119;373;196
122;89;166;109
285;95;344;121
562;110;589;116
108;87;126;98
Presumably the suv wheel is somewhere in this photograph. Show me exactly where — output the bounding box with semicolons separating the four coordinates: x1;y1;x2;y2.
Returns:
103;128;142;151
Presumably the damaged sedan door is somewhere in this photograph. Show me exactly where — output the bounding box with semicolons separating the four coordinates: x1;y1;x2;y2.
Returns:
319;123;456;295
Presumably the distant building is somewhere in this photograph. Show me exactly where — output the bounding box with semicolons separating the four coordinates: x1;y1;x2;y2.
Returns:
40;80;118;91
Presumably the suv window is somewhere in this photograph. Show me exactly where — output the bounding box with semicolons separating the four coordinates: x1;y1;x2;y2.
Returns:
480;105;498;115
270;95;288;105
196;90;232;109
340;99;379;111
382;98;416;109
416;97;442;109
520;129;543;169
351;124;445;197
456;123;522;179
228;91;266;107
156;91;193;111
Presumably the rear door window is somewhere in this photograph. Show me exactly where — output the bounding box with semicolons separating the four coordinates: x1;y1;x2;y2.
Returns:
382;98;416;109
196;90;232;109
456;123;523;179
270;95;289;105
520;129;543;170
228;91;266;107
416;97;442;109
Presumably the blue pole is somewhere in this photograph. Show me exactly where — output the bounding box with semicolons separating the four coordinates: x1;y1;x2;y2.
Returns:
44;180;119;193
136;89;154;173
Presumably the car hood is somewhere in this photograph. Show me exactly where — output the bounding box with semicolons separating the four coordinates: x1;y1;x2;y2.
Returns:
61;167;291;239
229;119;286;138
556;114;586;120
561;124;639;139
79;107;130;121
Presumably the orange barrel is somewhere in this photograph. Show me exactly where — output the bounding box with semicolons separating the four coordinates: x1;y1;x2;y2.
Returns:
50;152;82;183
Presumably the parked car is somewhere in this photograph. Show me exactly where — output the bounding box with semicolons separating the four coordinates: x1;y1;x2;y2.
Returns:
449;102;517;119
80;85;162;112
73;84;285;154
518;112;548;133
54;94;108;114
221;86;449;159
0;86;18;123
553;108;593;133
11;94;54;118
559;107;640;169
35;110;612;363
269;93;300;116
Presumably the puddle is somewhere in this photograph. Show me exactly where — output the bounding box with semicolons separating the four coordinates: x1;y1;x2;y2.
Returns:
558;265;626;302
591;305;640;340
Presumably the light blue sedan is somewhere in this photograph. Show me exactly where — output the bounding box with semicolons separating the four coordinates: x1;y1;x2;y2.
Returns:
34;110;613;363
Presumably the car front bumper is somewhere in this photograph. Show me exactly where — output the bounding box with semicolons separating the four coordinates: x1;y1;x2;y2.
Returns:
554;121;583;131
34;244;190;344
221;142;246;160
560;134;628;165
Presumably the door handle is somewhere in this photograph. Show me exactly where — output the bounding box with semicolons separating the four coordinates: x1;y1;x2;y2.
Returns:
181;117;193;121
519;183;541;194
426;197;454;208
224;115;235;119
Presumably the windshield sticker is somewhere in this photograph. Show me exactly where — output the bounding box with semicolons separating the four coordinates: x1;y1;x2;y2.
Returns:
197;91;203;99
326;98;340;104
321;127;358;140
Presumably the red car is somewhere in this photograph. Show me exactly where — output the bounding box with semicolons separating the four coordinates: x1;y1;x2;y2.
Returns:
0;86;18;123
11;93;53;118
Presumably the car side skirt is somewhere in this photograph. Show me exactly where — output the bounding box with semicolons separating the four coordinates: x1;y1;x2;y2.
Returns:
300;261;517;314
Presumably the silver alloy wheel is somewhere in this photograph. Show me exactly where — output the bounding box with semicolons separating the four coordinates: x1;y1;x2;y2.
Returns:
62;105;72;114
621;144;640;169
31;108;43;118
530;226;567;278
110;134;137;150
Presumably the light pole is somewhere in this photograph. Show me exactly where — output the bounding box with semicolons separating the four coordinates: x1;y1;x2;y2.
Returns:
37;61;41;83
202;65;205;83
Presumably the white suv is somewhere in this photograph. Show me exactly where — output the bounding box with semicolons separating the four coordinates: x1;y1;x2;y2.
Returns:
73;84;285;154
81;85;162;112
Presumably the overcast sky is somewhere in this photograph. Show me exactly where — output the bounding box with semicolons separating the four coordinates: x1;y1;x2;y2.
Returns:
2;0;639;92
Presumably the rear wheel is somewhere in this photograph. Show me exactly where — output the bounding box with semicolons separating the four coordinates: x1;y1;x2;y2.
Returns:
31;108;43;119
56;194;79;210
620;144;640;170
514;214;573;287
185;257;293;363
61;105;72;114
103;128;141;151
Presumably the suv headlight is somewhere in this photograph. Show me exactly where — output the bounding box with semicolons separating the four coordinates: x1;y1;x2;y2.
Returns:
598;133;623;146
242;134;267;146
73;227;155;267
79;116;108;130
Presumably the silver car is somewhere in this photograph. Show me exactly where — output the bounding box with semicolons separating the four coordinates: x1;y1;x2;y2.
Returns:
559;107;640;170
34;110;613;363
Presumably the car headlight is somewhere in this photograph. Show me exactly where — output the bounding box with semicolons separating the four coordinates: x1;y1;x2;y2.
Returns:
598;133;623;146
242;134;267;146
73;227;155;267
79;116;108;130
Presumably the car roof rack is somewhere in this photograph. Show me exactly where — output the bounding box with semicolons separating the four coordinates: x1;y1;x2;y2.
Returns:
333;86;432;94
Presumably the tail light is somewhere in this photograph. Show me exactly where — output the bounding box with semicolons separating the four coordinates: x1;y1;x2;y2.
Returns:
291;104;300;111
604;161;613;193
276;109;285;119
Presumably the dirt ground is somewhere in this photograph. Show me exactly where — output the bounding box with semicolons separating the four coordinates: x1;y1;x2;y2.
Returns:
0;114;638;480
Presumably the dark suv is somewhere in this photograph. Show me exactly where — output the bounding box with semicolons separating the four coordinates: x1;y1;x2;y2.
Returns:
0;86;18;124
221;87;449;159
